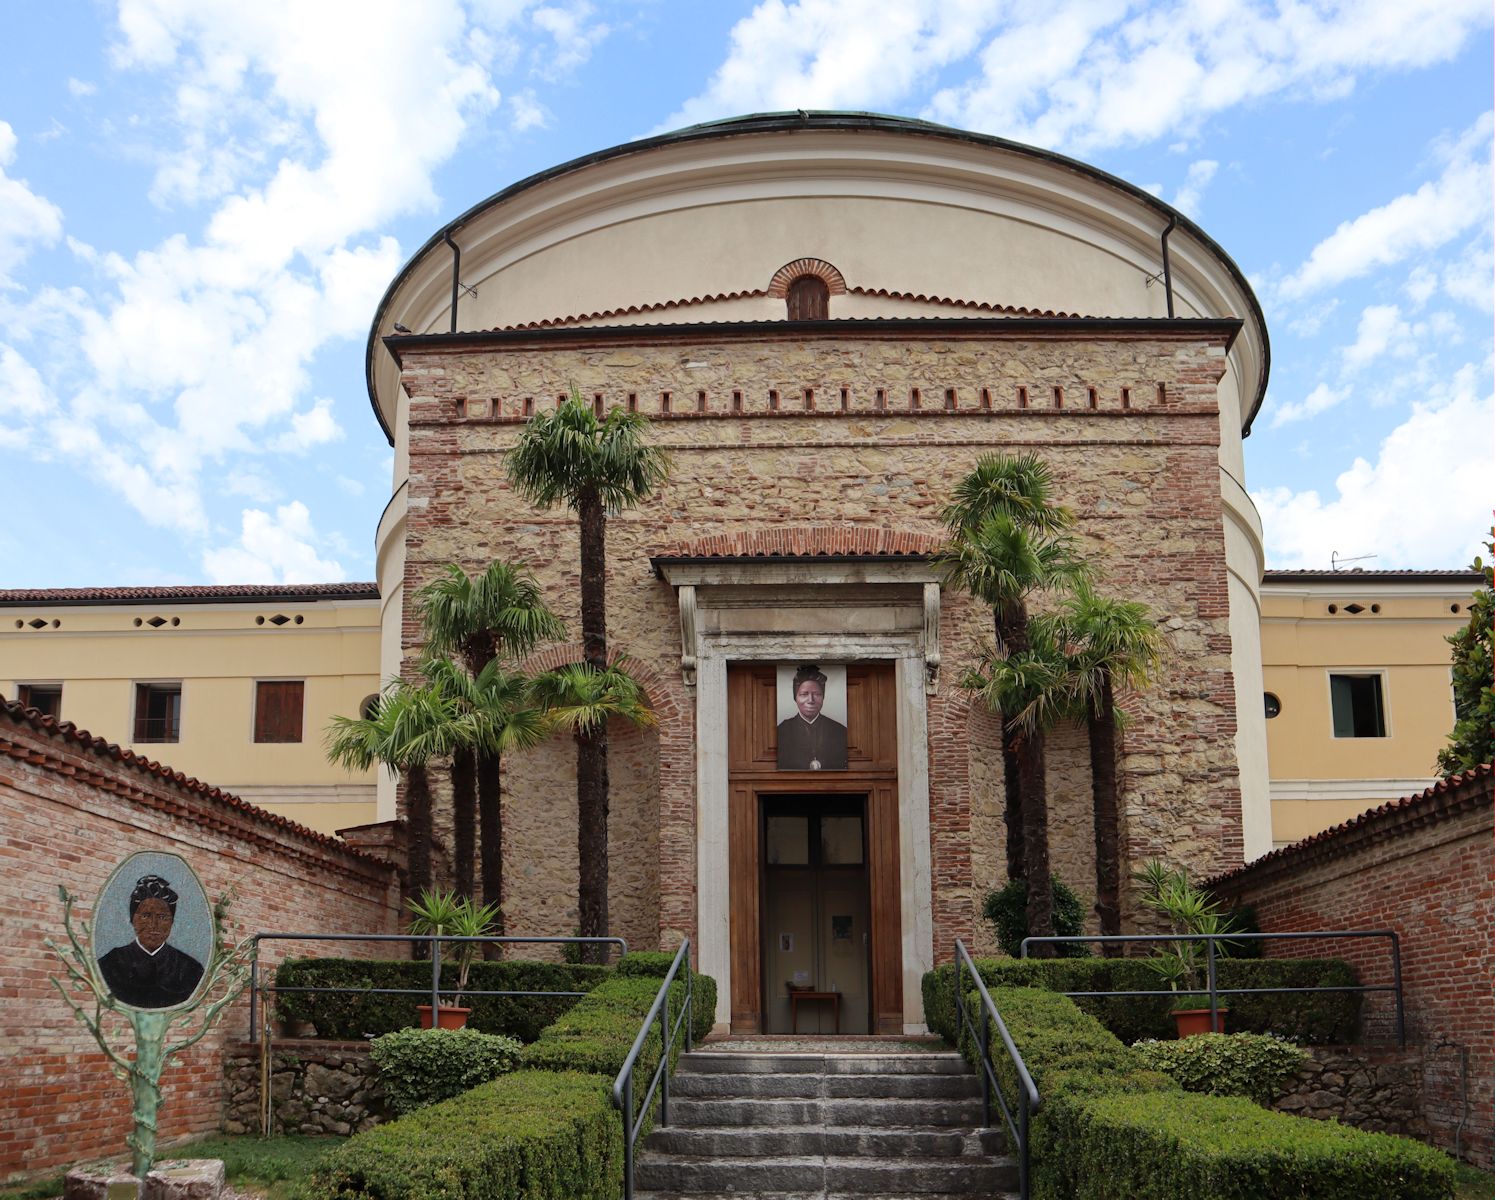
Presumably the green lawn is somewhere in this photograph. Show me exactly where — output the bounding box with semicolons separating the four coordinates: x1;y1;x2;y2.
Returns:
1455;1161;1495;1200
0;1136;346;1200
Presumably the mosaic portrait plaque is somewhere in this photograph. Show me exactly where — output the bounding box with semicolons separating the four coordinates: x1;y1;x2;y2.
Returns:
776;663;848;771
91;851;212;1011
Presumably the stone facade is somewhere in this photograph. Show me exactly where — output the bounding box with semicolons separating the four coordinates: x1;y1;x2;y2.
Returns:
393;321;1246;1010
1272;1045;1428;1141
222;1043;389;1137
0;702;401;1182
1213;765;1494;1166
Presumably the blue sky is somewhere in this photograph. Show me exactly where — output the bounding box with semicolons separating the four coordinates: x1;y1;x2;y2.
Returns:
1;1;1490;587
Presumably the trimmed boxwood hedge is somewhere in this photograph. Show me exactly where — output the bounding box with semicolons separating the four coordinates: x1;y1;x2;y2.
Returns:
976;986;1454;1200
305;1070;622;1200
922;955;1361;1046
274;957;610;1041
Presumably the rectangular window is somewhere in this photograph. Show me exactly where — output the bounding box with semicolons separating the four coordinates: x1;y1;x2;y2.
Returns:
1330;673;1386;738
254;680;304;743
17;683;62;720
134;683;182;743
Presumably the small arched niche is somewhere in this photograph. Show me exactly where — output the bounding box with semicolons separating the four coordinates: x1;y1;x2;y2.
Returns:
768;257;847;321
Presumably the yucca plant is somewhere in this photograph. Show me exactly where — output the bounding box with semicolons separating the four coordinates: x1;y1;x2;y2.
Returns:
406;888;501;1007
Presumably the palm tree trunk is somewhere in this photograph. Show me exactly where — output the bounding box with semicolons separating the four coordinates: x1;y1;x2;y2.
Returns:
478;749;505;943
576;727;610;962
577;487;610;963
1019;729;1055;954
996;604;1027;881
1089;673;1123;953
452;746;477;900
406;763;434;909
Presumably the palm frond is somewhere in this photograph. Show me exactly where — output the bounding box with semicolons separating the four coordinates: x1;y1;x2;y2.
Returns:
530;660;659;735
941;452;1072;535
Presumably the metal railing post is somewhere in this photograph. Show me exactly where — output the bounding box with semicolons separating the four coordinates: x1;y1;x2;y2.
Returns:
430;935;441;1018
621;1074;634;1200
685;967;693;1053
1206;936;1219;1032
1018;1096;1030;1196
659;995;670;1127
1390;932;1406;1048
248;956;260;1042
979;1002;992;1118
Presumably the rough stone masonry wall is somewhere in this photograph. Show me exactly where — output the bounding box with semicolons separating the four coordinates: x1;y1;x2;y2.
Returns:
222;1043;389;1137
1213;767;1494;1167
397;325;1245;968
0;704;401;1182
1272;1045;1428;1141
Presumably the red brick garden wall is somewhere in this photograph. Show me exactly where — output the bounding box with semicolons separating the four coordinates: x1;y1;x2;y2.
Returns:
1212;765;1494;1166
0;701;401;1182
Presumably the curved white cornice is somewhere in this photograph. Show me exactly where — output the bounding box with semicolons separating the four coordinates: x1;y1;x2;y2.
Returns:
367;115;1267;446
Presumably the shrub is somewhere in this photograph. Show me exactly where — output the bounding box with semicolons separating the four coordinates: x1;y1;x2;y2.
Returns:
982;877;1090;957
1048;1089;1454;1200
520;973;711;1078
921;956;1360;1046
369;1027;522;1114
274;957;610;1041
982;987;1454;1200
305;1070;621;1200
1132;1033;1308;1105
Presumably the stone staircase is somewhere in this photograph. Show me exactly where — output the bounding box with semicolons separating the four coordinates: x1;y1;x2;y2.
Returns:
635;1044;1019;1199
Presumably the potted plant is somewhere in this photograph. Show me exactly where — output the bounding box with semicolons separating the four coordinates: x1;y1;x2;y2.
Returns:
1136;861;1235;1037
406;888;500;1029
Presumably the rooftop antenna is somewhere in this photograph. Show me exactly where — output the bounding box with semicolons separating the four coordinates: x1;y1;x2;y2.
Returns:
1330;551;1378;572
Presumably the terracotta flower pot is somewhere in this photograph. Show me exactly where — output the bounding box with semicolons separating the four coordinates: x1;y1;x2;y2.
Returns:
1172;1007;1227;1037
417;1004;472;1030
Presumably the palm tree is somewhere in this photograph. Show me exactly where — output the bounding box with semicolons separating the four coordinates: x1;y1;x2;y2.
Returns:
1049;585;1164;948
418;656;550;912
417;562;565;912
962;621;1074;954
940;455;1082;898
529;661;658;960
939;479;1086;945
326;682;470;902
506;391;668;948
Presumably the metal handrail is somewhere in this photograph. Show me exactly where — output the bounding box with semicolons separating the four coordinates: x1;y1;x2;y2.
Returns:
1019;930;1405;1047
612;939;692;1200
247;932;628;1041
956;939;1040;1200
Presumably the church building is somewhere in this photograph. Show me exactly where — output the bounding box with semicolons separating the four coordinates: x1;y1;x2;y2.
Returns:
365;111;1270;1035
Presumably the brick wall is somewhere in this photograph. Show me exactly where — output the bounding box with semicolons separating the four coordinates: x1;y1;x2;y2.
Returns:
0;702;401;1181
1212;765;1494;1166
393;322;1245;966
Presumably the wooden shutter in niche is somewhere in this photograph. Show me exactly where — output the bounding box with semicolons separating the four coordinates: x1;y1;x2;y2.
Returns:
255;680;304;743
786;275;829;321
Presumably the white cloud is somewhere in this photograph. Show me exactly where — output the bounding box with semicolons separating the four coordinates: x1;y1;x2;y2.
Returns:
1253;363;1494;569
0;122;65;286
1441;238;1495;313
1281;111;1493;297
1403;266;1439;307
508;88;550;132
1342;304;1408;371
68;78;99;97
0;344;50;446
1173;159;1218;217
530;2;609;79
203;500;345;583
1269;381;1349;428
664;0;1492;151
9;1;516;545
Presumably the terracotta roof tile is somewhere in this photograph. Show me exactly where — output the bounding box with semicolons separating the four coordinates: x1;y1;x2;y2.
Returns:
0;582;378;605
1209;763;1493;887
0;699;386;865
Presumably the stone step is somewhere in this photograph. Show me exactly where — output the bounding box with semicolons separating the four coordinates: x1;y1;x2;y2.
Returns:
635;1154;1018;1195
672;1071;981;1100
669;1096;987;1128
679;1052;969;1076
645;1124;1006;1159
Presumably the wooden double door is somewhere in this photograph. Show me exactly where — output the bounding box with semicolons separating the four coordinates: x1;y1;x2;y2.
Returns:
726;663;904;1033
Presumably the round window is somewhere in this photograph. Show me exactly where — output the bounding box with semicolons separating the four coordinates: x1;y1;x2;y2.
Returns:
1264;693;1282;719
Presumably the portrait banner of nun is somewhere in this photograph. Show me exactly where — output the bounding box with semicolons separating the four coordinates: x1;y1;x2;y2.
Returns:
92;851;211;1010
776;663;848;771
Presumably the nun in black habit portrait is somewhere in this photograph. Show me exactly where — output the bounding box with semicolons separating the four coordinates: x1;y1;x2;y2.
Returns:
776;664;848;771
97;874;205;1008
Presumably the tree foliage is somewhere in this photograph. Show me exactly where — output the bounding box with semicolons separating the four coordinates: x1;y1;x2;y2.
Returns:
1437;540;1494;776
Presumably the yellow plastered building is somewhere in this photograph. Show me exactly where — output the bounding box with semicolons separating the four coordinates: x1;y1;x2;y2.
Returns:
0;583;381;834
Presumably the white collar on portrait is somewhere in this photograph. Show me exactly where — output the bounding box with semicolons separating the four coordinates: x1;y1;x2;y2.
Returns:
134;938;166;957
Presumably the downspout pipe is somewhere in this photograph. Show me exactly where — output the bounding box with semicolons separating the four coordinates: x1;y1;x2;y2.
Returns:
444;231;461;333
1160;215;1177;318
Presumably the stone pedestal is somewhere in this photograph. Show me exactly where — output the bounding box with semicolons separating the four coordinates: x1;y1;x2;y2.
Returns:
65;1160;224;1200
